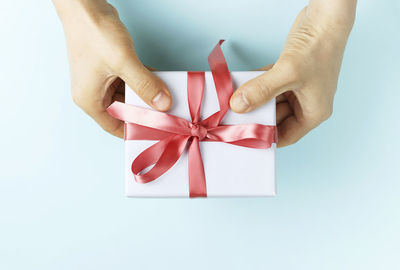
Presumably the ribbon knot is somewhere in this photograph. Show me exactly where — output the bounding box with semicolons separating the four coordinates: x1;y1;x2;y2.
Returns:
107;40;277;198
190;123;207;140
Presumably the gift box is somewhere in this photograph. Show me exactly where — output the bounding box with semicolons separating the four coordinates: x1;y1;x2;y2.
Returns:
108;41;277;198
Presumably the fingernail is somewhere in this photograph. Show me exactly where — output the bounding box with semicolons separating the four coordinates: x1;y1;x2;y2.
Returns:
231;92;250;113
152;91;171;111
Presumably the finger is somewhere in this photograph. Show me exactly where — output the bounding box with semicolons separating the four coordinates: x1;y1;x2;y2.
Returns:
276;102;292;125
276;93;287;103
276;90;309;147
90;110;124;138
230;66;300;113
72;76;125;138
277;116;309;147
255;64;274;71
145;65;157;71
87;85;125;138
277;97;332;148
117;56;172;111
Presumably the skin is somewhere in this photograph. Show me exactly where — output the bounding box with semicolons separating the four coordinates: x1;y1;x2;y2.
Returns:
53;0;356;146
230;0;357;147
53;0;172;138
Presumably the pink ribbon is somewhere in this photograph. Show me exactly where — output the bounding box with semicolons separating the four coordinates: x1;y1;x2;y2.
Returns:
107;40;277;197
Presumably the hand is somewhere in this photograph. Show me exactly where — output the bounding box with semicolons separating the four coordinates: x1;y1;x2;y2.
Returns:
230;0;356;147
53;0;172;138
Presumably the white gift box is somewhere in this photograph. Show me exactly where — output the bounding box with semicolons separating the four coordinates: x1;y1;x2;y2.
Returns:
125;71;276;197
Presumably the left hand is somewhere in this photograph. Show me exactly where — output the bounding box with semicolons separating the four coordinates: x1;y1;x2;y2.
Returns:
229;0;356;147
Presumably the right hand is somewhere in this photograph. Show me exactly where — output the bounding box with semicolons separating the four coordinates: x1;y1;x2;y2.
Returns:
53;0;172;138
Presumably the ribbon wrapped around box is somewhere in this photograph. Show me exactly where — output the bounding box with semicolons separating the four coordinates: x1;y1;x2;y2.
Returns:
107;40;277;198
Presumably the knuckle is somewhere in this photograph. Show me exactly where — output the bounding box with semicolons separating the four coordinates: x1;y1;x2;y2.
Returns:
258;83;273;103
102;122;120;135
288;136;301;146
71;88;94;113
310;106;333;125
318;99;334;122
321;105;333;121
71;90;84;107
278;131;302;147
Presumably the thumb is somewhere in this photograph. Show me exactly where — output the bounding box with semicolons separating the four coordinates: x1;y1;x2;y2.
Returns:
118;56;172;111
230;65;299;113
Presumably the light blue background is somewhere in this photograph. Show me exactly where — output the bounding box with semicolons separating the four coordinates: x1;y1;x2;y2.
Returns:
1;0;399;269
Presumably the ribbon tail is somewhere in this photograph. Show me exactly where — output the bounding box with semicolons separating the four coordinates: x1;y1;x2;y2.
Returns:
188;137;207;197
207;39;233;125
187;71;205;123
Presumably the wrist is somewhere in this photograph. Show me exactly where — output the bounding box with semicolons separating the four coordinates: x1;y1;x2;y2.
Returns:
53;0;116;28
307;0;356;35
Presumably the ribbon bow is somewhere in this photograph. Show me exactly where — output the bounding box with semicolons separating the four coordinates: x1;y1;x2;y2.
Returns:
107;40;277;197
